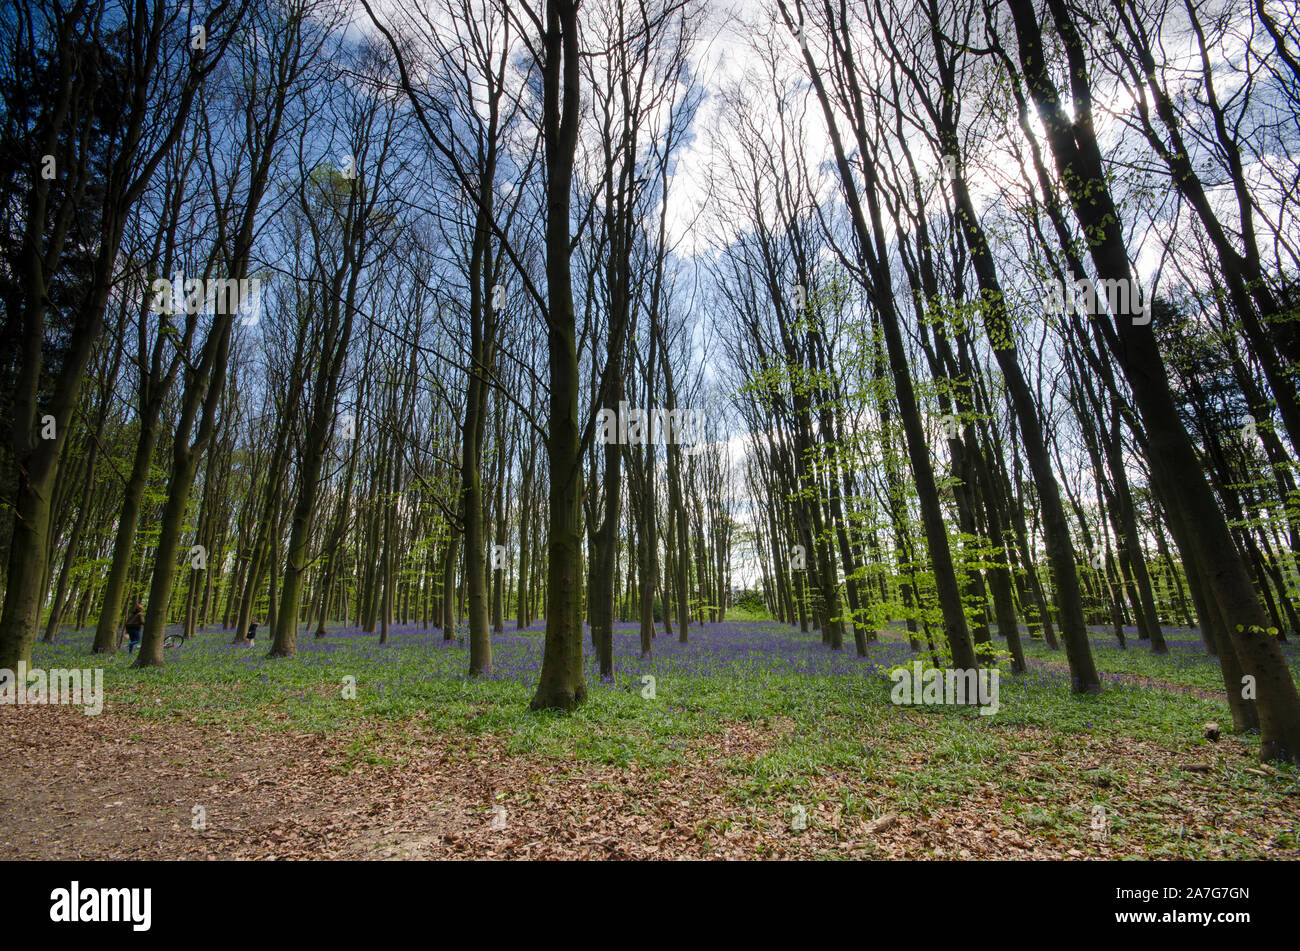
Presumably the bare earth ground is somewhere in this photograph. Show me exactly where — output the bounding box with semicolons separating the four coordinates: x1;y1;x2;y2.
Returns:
3;703;1297;860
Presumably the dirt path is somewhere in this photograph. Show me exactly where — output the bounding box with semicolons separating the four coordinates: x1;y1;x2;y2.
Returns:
0;703;895;860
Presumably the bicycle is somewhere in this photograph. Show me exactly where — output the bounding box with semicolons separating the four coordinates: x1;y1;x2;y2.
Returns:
162;632;186;649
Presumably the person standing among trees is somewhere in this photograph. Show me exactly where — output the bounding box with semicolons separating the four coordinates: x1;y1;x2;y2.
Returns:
123;603;144;655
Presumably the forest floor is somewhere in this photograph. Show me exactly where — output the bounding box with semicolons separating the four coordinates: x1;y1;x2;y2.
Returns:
3;620;1299;860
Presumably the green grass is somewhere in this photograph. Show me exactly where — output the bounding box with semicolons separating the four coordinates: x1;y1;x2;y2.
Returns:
1021;624;1300;692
